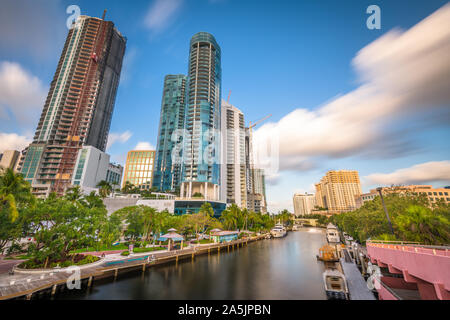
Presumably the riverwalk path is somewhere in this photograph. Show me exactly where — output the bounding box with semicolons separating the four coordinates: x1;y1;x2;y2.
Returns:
0;235;267;300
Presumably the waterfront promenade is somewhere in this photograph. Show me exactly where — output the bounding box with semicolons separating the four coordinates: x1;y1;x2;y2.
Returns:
0;235;267;300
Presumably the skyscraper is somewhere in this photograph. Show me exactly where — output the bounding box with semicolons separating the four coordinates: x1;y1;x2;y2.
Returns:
122;150;155;191
180;32;222;200
153;75;187;192
315;170;362;214
20;14;126;195
221;100;247;207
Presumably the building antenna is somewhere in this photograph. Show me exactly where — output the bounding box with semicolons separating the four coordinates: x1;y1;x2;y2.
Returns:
102;9;107;20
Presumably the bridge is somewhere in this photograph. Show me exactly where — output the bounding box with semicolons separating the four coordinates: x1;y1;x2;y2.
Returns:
367;241;450;300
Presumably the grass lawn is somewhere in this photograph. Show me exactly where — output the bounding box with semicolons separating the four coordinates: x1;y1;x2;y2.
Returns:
70;244;128;253
196;239;214;244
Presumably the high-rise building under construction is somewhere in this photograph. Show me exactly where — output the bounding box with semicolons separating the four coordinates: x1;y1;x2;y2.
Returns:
20;14;126;195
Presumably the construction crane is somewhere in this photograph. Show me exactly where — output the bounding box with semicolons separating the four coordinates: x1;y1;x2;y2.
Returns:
227;90;232;103
248;114;272;131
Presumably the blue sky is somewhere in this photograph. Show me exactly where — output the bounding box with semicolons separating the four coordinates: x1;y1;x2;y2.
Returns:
0;0;449;212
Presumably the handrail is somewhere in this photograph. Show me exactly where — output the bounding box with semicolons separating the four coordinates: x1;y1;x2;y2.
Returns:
367;240;450;250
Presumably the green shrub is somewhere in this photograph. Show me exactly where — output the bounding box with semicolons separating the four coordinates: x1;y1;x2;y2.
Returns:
121;251;130;256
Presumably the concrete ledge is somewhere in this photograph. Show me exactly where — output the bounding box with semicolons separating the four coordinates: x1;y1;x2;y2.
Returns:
12;257;106;274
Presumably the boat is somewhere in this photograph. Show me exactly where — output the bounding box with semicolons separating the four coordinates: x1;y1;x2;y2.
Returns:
292;224;301;231
326;223;340;243
270;223;287;238
323;269;349;300
316;244;340;262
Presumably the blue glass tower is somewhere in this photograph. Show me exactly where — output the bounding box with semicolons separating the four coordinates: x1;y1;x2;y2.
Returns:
180;32;222;200
153;74;187;192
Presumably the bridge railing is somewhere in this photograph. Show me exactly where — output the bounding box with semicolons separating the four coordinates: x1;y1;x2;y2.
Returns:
367;241;450;257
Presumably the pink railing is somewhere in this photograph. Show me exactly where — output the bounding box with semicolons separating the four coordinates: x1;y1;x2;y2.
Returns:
367;241;450;300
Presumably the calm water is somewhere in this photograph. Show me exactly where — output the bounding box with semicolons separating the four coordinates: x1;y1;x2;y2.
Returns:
60;229;327;300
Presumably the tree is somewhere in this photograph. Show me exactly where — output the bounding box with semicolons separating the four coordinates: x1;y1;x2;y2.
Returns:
24;194;108;264
199;202;214;217
0;168;34;222
96;180;112;198
0;168;35;253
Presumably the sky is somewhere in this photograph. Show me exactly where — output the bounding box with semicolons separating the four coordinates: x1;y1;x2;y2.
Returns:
0;0;449;213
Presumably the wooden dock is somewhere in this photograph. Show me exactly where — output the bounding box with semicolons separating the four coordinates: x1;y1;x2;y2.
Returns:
0;235;267;300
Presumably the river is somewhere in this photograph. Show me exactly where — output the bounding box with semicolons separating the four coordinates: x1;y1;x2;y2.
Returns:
59;228;327;300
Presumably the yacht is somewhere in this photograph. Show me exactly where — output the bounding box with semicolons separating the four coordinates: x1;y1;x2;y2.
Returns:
270;223;287;238
326;223;340;243
323;269;349;300
292;224;301;231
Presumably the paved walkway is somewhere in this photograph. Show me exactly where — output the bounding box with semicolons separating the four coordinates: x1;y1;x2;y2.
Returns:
340;256;376;300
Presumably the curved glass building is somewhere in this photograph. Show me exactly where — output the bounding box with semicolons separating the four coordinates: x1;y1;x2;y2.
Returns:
181;32;222;200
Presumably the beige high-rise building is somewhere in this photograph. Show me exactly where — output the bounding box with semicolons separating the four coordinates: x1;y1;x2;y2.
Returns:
293;193;316;216
122;150;155;190
315;170;362;214
0;150;20;171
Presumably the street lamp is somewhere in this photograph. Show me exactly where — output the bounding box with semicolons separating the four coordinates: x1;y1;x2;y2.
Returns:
376;187;394;235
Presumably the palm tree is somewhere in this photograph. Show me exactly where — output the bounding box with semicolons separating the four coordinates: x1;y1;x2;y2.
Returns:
64;186;83;202
0;168;34;222
96;180;112;198
199;202;214;217
122;181;135;194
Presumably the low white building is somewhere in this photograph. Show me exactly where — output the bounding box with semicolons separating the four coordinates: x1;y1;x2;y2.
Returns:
72;146;109;192
293;193;316;216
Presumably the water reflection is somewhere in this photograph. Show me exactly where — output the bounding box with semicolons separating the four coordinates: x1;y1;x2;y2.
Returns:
60;229;327;300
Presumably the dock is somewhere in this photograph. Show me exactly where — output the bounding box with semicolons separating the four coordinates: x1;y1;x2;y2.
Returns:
341;249;376;300
0;235;267;300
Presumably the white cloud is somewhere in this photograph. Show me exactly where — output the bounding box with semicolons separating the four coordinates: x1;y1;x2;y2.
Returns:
106;131;133;150
144;0;183;34
363;161;450;186
0;133;31;153
0;61;47;126
134;142;156;150
254;4;450;172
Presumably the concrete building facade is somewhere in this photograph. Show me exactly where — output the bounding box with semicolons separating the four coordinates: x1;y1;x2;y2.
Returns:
72;145;109;190
293;193;316;216
106;163;123;190
315;170;362;214
0;150;20;171
221;101;247;208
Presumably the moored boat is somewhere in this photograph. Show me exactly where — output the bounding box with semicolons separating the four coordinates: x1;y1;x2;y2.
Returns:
323;269;349;300
270;223;287;238
326;223;340;243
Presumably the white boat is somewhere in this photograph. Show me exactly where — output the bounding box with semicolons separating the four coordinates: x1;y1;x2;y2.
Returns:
326;223;340;243
292;224;301;231
270;223;287;238
323;269;349;300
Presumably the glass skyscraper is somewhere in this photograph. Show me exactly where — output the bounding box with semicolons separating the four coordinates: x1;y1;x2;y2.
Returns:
180;32;222;200
153;74;187;192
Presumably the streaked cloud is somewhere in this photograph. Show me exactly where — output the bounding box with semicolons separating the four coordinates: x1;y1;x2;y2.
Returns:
134;142;156;150
254;4;450;172
106;131;133;150
363;161;450;186
144;0;183;34
0;61;47;127
0;132;31;153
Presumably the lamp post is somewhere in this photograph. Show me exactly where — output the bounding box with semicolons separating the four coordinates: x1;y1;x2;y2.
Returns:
376;187;394;235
